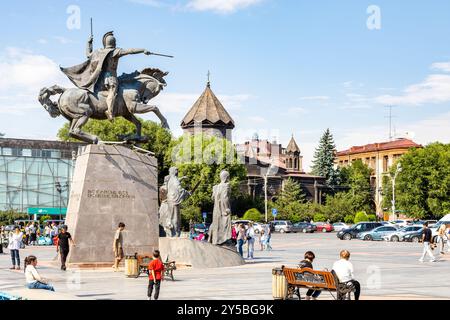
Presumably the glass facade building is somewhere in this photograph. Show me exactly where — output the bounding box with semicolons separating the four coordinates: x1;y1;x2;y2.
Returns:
0;138;84;213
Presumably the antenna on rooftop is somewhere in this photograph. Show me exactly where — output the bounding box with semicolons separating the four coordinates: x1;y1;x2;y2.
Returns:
385;106;397;141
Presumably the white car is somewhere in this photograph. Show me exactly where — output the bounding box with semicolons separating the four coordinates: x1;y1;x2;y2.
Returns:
252;223;265;234
332;222;350;232
391;220;412;228
383;225;423;242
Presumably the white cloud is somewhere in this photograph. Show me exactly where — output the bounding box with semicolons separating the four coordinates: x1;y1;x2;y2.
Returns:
127;0;163;7
431;62;450;73
151;92;252;114
53;36;74;45
37;39;48;45
0;47;71;115
299;96;329;101
0;47;69;94
376;74;450;106
283;107;308;115
186;0;263;14
247;116;266;123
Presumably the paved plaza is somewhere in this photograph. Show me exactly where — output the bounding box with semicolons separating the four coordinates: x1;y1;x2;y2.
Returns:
1;233;449;300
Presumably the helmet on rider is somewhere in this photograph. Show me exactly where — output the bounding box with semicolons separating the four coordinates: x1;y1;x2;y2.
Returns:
103;31;116;49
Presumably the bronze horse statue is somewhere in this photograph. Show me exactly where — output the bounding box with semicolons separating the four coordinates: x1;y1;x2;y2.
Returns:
38;68;170;144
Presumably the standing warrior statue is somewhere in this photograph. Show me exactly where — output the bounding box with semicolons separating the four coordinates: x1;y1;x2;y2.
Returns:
61;31;152;121
159;175;171;236
209;170;233;246
166;167;190;237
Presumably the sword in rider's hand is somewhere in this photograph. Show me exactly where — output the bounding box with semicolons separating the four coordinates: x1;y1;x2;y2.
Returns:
145;51;174;58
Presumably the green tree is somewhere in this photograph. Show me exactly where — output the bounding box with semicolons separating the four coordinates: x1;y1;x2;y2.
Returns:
311;129;339;186
346;160;373;213
386;143;450;219
277;178;306;207
322;192;356;222
270;178;307;222
166;134;247;214
0;210;28;226
58;118;173;183
39;215;52;225
243;208;263;222
313;213;327;222
180;204;202;231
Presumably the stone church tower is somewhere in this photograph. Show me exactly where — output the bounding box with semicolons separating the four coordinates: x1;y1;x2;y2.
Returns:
180;80;235;140
284;135;303;172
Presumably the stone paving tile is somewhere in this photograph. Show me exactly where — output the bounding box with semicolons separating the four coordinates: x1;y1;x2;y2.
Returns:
1;233;449;300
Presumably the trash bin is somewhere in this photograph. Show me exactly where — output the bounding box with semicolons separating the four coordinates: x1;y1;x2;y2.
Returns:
124;254;139;278
272;267;288;300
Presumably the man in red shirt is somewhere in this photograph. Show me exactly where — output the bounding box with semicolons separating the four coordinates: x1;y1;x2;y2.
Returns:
148;250;164;300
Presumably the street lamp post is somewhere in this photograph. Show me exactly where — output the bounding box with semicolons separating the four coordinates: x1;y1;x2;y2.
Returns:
391;162;402;220
55;181;69;220
264;164;277;223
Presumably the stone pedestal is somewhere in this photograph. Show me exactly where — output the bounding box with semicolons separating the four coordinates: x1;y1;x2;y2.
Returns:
65;144;159;266
159;238;245;268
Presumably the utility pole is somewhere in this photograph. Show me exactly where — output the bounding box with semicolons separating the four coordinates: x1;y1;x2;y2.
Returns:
264;164;277;223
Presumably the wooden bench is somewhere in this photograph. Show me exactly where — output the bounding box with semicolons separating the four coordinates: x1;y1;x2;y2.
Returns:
136;255;176;281
282;267;356;300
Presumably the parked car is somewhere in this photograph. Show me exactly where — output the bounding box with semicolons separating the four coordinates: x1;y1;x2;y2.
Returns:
403;229;424;243
253;223;265;234
193;223;210;233
430;214;450;242
391;220;412;228
358;226;398;241
4;225;16;232
272;220;293;233
232;220;252;229
292;222;316;233
332;222;350;232
314;222;334;233
383;225;423;242
337;222;383;240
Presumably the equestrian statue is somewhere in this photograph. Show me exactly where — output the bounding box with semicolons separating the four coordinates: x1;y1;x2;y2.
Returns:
38;30;173;144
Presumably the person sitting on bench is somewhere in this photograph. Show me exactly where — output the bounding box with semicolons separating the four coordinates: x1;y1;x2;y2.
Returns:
298;251;321;300
332;250;360;300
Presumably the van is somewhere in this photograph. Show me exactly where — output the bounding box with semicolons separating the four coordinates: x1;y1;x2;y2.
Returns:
272;220;293;233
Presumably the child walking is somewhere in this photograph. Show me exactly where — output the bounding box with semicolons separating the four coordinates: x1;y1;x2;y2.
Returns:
147;250;164;300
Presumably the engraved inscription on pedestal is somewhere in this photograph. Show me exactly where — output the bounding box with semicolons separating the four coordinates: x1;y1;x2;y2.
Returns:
65;144;159;265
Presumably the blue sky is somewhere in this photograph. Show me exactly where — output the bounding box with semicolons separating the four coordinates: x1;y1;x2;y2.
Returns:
0;0;449;170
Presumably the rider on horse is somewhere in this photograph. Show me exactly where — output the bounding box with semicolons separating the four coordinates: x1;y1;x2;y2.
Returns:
61;31;152;121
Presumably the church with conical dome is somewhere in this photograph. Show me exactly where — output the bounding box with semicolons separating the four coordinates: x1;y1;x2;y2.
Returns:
180;79;235;140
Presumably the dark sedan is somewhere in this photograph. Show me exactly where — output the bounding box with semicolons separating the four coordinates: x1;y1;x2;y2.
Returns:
292;222;317;233
403;230;423;243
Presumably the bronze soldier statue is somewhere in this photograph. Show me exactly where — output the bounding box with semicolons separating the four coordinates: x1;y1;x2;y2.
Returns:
62;31;152;121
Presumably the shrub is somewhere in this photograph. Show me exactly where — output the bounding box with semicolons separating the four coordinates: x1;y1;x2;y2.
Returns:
344;215;355;224
40;215;52;225
353;211;369;223
367;214;377;222
243;208;263;222
313;214;327;222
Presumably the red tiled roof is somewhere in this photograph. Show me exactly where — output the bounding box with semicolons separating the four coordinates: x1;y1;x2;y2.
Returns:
336;139;422;156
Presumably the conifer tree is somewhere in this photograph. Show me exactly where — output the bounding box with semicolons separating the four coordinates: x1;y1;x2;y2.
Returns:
311;128;339;186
